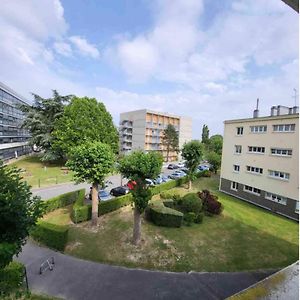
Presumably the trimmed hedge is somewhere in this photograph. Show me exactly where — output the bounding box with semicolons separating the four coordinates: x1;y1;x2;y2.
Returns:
99;194;132;215
146;204;183;227
30;221;68;251
70;189;91;223
0;261;24;295
43;189;85;214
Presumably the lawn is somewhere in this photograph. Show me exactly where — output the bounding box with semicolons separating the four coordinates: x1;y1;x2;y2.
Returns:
9;155;74;188
52;175;298;272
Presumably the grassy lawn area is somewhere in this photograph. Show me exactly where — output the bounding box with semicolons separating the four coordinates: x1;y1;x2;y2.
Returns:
43;175;299;272
9;156;74;188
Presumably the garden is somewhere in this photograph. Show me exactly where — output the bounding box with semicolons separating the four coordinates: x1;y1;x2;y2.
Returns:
32;175;299;273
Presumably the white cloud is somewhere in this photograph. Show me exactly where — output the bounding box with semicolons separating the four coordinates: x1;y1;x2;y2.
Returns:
54;42;73;57
69;36;100;59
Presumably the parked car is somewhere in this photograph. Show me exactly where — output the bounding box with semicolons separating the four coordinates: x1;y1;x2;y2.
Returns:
98;190;113;201
110;186;129;197
198;165;210;171
167;163;179;169
179;167;189;174
177;162;186;168
145;178;155;186
153;175;163;185
169;172;186;179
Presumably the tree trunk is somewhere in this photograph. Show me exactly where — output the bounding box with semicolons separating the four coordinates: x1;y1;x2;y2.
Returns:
91;182;99;226
188;179;192;191
132;207;141;245
166;145;170;162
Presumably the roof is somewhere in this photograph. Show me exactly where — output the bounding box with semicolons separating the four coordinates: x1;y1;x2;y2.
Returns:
224;113;299;124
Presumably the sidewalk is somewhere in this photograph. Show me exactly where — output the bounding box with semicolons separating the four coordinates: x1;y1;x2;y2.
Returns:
17;241;275;300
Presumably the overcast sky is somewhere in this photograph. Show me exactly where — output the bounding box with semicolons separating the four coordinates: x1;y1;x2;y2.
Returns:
0;0;298;137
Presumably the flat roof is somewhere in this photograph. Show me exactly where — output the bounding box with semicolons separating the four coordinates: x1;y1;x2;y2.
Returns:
224;113;299;124
0;81;30;105
120;109;188;119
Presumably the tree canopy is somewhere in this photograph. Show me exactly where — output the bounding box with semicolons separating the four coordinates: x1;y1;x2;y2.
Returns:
53;97;119;157
208;134;223;155
201;124;209;144
19;90;72;161
0;162;43;268
161;124;179;162
207;151;221;174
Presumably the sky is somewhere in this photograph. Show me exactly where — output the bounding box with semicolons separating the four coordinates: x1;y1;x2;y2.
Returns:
0;0;298;138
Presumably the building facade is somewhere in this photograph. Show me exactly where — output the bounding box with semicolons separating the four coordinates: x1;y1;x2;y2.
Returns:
220;105;299;221
0;82;31;161
119;109;192;161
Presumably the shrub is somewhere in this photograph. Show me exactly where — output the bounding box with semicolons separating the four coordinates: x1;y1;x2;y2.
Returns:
71;203;92;223
178;193;203;214
30;221;68;251
162;199;174;208
160;190;180;200
198;190;223;215
195;212;204;224
43;189;84;214
0;261;24;295
184;212;196;226
151;180;178;195
99;194;132;215
146;204;183;227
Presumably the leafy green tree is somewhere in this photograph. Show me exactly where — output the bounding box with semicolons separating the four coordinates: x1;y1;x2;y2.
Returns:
201;124;209;144
53;97;119;157
119;151;163;245
0;161;43;268
181;141;203;190
19;90;72;161
161;124;179;162
66;142;115;226
207;151;221;174
208;135;223;155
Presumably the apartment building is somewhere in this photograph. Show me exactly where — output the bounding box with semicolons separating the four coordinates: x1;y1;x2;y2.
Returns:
220;105;299;221
0;82;31;161
119;109;192;161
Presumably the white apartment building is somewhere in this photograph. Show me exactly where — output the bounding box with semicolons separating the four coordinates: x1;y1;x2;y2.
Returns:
220;105;299;221
119;109;192;161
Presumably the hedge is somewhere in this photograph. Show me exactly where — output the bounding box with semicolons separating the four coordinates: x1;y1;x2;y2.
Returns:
146;204;183;228
0;261;24;295
43;189;85;214
30;221;68;251
99;194;132;216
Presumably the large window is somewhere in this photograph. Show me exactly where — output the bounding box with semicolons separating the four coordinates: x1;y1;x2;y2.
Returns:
248;146;265;154
246;165;263;175
265;192;287;205
236;127;243;135
235;145;242;154
233;165;240;172
231;181;239;191
270;148;292;157
250;125;267;133
243;185;261;196
273;124;295;132
268;170;290;181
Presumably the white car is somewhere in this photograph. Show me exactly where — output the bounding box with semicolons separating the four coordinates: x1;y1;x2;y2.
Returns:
177;162;185;168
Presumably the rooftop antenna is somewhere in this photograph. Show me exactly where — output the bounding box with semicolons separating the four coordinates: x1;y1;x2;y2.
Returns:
253;98;259;118
256;98;259;110
292;88;298;106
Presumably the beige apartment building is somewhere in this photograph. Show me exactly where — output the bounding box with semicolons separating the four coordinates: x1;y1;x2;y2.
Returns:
220;105;299;221
119;109;192;161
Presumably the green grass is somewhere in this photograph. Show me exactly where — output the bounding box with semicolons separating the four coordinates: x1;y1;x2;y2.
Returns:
42;206;72;226
59;175;298;272
9;156;74;188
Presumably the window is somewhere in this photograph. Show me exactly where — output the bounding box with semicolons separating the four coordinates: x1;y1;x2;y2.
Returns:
231;181;238;191
265;192;287;205
273;124;295;132
270;148;292;157
235;145;242;154
246;166;263;174
268;170;290;180
243;185;261;196
250;125;267;133
233;165;240;172
248;146;265;154
236;127;243;135
296;202;299;214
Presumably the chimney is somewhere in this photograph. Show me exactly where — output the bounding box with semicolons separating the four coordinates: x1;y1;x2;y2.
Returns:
293;106;299;114
270;106;277;116
277;105;289;116
253;98;259;118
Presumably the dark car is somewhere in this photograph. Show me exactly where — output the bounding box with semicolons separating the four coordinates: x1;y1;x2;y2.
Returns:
167;164;179;169
110;186;129;197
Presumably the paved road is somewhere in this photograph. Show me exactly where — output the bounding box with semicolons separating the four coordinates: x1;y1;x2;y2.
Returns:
17;242;274;300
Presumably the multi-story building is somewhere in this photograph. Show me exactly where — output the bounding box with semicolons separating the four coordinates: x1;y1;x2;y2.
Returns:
0;82;31;161
220;104;299;221
119;109;192;161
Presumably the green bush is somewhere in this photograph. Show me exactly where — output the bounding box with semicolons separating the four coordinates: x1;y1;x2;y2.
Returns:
30;221;68;251
43;189;85;214
162;199;174;208
178;193;203;214
146;204;183;227
195;212;204;224
151;180;178;195
0;261;24;295
99;194;132;215
71;189;91;223
184;212;196;226
160;190;180;200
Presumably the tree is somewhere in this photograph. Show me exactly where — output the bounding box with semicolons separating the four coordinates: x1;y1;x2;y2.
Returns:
207;151;221;174
208;135;223;155
19;90;72;161
53;97;119;157
0;161;43;268
118;151;163;245
66;142;115;226
161;124;179;162
201;124;210;144
181;141;203;190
